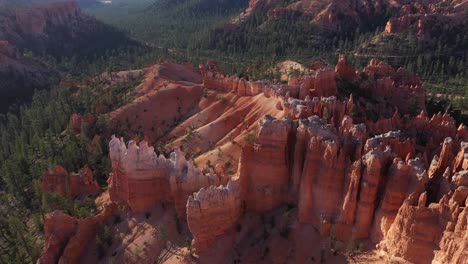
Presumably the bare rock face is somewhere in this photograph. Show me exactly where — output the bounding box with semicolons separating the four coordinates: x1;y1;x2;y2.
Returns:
0;39;52;110
380;138;468;264
384;1;468;40
37;211;78;264
187;180;242;252
108;136;220;215
311;68;337;97
0;40;15;58
239;116;294;212
0;1;116;57
382;192;468;264
108;137;172;212
13;1;81;35
296;117;405;240
37;203;116;264
371;158;428;242
169;149;220;217
39;57;467;263
200;61;267;97
297;116;343;225
41;165;100;198
59;203;116;264
187;58;465;257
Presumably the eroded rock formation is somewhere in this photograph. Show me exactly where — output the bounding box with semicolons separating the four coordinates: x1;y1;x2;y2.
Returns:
187;180;242;252
39;56;467;263
37;203;116;264
37;211;79;264
184;56;467;262
239;116;294;212
41;165;100;198
108;136;221;215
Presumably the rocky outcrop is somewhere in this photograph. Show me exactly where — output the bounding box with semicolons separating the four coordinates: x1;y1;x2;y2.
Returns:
0;0;133;111
37;211;79;264
41;165;100;198
37;203;116;264
381;191;467;264
181;57;465;258
335;55;357;82
384;1;468;39
0;1;79;54
311;68;337;97
59;203;116;264
378;137;468;263
108;137;173;212
239;116;294;212
169;149;221;217
0;39;52;111
187;180;242;252
108;136;221;215
370;158;428;241
0;1;126;57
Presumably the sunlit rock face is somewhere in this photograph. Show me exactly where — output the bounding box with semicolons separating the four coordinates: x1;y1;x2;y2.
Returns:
108;136;220;215
187;179;242;253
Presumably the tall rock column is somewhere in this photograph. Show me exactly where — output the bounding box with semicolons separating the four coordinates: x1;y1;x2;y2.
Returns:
239;116;294;212
108;136;172;212
187;180;242;253
169;149;220;217
353;147;393;239
371;158;428;242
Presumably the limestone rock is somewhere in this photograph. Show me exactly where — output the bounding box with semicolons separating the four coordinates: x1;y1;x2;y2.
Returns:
169;149;220;217
41;165;100;198
59;203;116;264
108;136;220;215
187;180;242;253
311;68;337;97
37;211;78;264
239;116;294;212
108;137;173;212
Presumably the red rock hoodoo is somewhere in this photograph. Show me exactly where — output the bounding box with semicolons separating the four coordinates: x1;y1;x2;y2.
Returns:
39;55;467;263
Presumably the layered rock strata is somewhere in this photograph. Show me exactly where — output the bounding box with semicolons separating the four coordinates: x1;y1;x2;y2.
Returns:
187;180;242;253
108;136;221;216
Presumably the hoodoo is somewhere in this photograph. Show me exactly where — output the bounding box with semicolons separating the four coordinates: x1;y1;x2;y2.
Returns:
36;56;467;263
3;0;467;263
